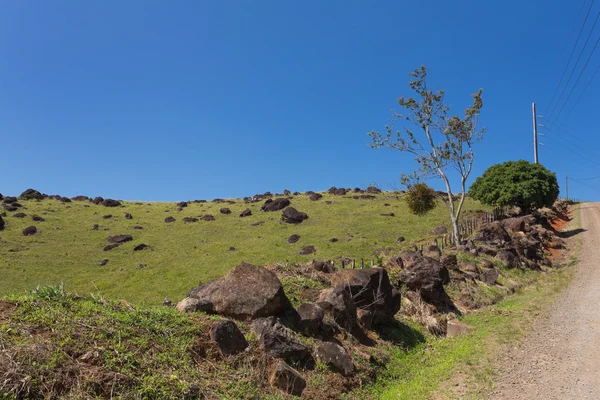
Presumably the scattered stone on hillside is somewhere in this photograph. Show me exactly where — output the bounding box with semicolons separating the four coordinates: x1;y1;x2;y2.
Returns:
177;201;188;208
176;297;213;313
3;205;17;212
309;193;323;201
476;221;511;246
133;243;149;251
317;286;357;331
314;342;355;376
329;268;400;324
59;196;72;203
19;188;44;201
102;214;112;219
357;194;376;200
431;225;448;235
228;246;237;251
258;323;312;365
365;186;382;194
72;195;89;201
133;225;144;230
262;198;291;212
496;250;520;269
329;238;338;243
3;197;18;204
479;268;499;285
311;260;335;273
91;224;100;230
502;216;527;233
251;221;264;226
240;208;252;218
91;197;104;205
460;260;479;273
186;263;289;320
296;302;325;335
202;215;216;221
281;207;308;224
103;243;121;251
328;187;348;196
398;256;451;307
124;213;133;220
210;320;249;355
12;213;26;218
424;245;441;258
380;213;395;217
396;236;405;244
98;259;109;266
22;226;37;236
269;360;306;396
220;208;231;214
108;235;133;244
446;319;470;338
0;215;4;230
440;254;458;270
183;217;199;223
299;246;316;255
32;215;45;222
287;234;301;244
477;245;497;257
164;216;176;223
102;199;121;207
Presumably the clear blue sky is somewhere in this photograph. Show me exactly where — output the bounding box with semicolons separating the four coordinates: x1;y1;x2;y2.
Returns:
2;1;599;201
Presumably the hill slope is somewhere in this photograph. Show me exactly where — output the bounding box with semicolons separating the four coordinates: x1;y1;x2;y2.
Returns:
0;190;487;303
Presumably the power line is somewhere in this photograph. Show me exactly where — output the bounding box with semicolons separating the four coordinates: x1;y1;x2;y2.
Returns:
542;127;600;167
571;175;600;180
541;119;600;156
546;0;595;116
570;178;600;192
559;63;600;125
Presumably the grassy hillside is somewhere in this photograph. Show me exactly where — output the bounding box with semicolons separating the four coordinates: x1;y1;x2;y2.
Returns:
0;191;488;304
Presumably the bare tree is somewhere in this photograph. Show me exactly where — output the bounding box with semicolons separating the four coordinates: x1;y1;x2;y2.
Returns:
368;66;485;244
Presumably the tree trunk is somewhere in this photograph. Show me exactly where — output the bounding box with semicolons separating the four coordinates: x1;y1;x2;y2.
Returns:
450;213;460;245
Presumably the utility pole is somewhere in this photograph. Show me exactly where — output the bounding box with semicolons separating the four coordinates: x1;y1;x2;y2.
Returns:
532;103;539;164
566;173;569;200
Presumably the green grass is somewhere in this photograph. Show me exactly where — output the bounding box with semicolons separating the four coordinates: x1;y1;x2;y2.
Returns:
0;192;488;304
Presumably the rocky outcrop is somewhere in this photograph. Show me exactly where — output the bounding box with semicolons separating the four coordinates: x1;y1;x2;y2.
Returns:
314;342;355;376
317;287;357;331
209;320;248;355
398;256;450;306
261;198;291;212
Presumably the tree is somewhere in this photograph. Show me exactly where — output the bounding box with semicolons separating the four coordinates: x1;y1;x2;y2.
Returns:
469;160;559;211
368;66;485;244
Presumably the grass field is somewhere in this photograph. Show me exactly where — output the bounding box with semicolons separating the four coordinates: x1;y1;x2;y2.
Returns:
0;192;489;304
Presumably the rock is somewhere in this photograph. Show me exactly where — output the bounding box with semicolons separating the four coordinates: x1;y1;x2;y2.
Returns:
3;205;17;212
103;243;121;251
399;250;423;268
124;213;133;220
317;287;357;331
380;213;395;217
476;245;497;257
357;308;374;330
547;238;566;249
287;234;301;244
431;225;448;235
262;198;291;212
176;201;188;208
479;268;499;285
108;235;133;244
311;260;335;273
424;245;442;258
296;302;325;335
19;188;44;201
476;221;511;246
281;207;309;224
309;193;323;201
102;199;121;207
71;196;89;201
102;214;112;219
12;213;26;218
133;243;149;251
283;189;291;196
32;215;45;222
187;264;289;320
502;217;527;233
258;323;312;364
220;208;231;214
176;297;213;313
91;224;100;230
496;251;520;269
164;216;176;223
239;208;252;218
398;256;451;306
98;259;109;266
386;254;404;269
396;236;406;244
269;360;306;396
133;226;144;230
59;197;71;203
2;197;18;204
460;260;479;273
299;246;316;255
329;268;400;324
329;238;338;243
22;226;37;236
314;342;355;376
228;246;237;251
0;215;4;230
210;320;249;355
201;215;215;221
183;217;198;223
440;254;458;270
446;319;469;338
91;196;104;205
365;186;382;194
328;187;348;196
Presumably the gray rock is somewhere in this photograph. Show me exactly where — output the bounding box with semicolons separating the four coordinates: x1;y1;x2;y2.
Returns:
314;341;355;376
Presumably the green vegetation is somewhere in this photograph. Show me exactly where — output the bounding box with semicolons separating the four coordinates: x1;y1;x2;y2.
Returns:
469;160;560;211
405;183;438;216
0;192;488;304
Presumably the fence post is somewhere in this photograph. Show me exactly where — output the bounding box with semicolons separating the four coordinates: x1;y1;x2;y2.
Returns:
352;259;355;269
361;258;364;269
370;260;374;268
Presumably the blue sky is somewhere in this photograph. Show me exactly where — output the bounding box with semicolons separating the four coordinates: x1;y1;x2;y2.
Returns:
1;1;599;201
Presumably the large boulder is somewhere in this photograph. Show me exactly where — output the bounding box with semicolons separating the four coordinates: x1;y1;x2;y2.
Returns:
398;256;451;306
309;193;323;201
186;263;290;320
102;199;121;207
210;320;248;355
328;268;400;324
317;287;357;331
281;207;309;224
502;217;527;234
365;186;382;194
19;188;44;201
296;302;325;335
476;221;511;246
314;342;355;376
239;208;252;218
261;198;291;212
91;196;104;205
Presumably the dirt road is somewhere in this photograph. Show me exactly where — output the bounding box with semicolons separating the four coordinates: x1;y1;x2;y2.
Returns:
491;203;600;399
